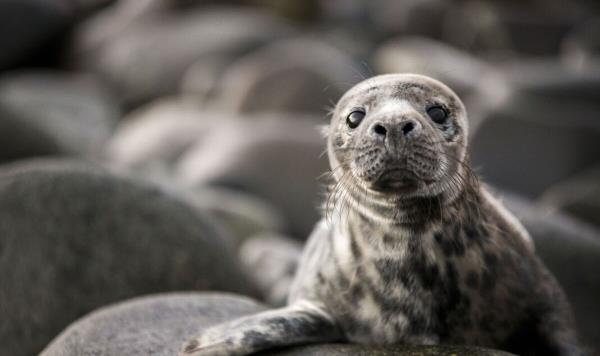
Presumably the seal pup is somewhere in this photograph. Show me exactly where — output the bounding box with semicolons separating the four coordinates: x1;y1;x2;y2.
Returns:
181;74;581;355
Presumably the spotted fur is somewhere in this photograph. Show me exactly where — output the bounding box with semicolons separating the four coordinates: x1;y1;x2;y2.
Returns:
180;74;581;356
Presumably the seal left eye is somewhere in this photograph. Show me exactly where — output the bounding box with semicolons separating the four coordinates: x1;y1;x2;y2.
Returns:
346;110;366;129
427;106;448;124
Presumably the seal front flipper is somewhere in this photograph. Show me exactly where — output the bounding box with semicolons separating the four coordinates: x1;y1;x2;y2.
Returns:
179;301;342;356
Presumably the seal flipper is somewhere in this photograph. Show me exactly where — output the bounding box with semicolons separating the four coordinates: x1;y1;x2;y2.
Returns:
180;302;342;356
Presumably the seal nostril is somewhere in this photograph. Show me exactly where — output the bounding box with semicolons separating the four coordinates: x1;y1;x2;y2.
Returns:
402;122;415;136
373;124;387;136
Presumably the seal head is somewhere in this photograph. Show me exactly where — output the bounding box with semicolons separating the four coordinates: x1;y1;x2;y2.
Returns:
327;74;469;203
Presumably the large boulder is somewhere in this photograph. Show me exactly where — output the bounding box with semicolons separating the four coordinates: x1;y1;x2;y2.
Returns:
501;191;600;350
0;159;257;356
70;4;292;107
0;71;119;163
104;98;217;181
203;38;364;115
0;1;70;69
540;166;600;228
42;292;513;356
471;61;600;198
176;117;328;240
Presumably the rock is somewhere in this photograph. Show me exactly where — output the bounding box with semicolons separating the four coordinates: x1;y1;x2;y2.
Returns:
540;166;600;228
268;344;514;355
202;38;364;115
0;105;63;162
176;117;328;240
71;5;292;107
0;71;119;162
42;292;513;356
500;191;600;350
562;19;600;70
41;293;267;356
104;98;218;181
0;159;258;356
374;36;491;99
184;187;287;247
239;233;303;305
471;61;600;198
0;1;71;69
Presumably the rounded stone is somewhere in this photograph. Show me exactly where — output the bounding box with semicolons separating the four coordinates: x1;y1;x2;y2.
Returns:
42;292;513;356
0;159;257;356
0;1;70;69
471;61;600;198
0;71;119;162
540;166;600;228
175;117;328;240
41;293;267;356
104;98;219;181
71;4;291;107
211;38;364;115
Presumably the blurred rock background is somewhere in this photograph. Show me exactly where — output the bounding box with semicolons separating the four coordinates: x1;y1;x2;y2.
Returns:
0;0;599;355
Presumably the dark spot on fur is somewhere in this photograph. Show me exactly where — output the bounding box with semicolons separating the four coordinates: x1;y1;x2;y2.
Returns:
183;339;200;353
241;330;269;348
465;271;479;289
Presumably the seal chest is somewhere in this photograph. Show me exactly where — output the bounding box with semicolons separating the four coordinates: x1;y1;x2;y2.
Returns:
180;74;581;356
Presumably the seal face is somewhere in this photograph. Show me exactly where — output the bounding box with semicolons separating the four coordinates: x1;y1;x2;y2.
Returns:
329;74;466;199
180;74;581;356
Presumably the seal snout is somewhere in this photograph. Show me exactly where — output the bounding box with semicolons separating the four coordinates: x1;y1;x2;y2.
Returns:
369;117;422;142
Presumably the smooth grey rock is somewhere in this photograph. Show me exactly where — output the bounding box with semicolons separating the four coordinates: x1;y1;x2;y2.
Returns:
104;98;219;180
42;292;513;356
71;5;291;107
184;187;287;247
0;159;257;356
207;38;364;115
501;191;600;350
41;293;267;356
471;61;600;198
0;105;62;162
0;1;70;69
176;117;328;240
374;36;492;100
0;71;118;162
540;166;600;228
240;233;303;306
268;344;514;355
562;19;600;70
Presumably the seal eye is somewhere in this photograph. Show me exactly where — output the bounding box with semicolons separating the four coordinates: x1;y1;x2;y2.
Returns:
427;106;448;124
346;110;365;129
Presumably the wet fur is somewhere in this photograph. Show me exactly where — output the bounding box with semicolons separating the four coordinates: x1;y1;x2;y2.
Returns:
180;74;581;356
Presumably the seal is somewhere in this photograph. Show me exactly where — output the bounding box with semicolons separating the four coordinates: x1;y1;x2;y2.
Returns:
180;74;581;355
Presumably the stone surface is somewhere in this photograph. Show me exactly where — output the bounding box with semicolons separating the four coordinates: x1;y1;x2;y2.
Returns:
374;36;492;99
501;191;600;350
176;117;328;240
208;38;364;115
42;292;513;356
0;159;257;356
42;293;267;356
184;187;287;247
0;1;70;69
0;71;118;162
240;233;303;306
540;166;600;228
471;61;600;198
71;5;291;107
104;98;218;181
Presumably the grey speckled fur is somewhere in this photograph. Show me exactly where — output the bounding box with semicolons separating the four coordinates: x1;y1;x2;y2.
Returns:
181;74;582;356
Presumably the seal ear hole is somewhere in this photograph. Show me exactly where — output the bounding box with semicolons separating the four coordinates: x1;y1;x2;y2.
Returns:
427;106;448;124
346;109;366;129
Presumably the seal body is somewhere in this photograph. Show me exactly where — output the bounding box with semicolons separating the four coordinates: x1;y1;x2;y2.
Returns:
181;74;581;356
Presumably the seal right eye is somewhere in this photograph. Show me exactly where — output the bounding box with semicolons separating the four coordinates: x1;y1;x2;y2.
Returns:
346;110;366;129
